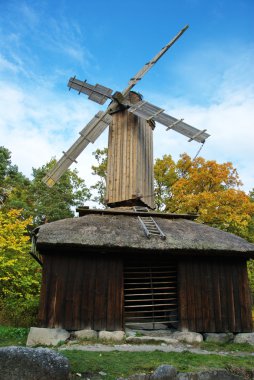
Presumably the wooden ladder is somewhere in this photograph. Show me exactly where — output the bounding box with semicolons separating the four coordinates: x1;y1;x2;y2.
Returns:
133;206;166;240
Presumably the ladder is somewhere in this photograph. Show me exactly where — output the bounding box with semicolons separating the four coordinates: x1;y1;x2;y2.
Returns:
133;206;166;240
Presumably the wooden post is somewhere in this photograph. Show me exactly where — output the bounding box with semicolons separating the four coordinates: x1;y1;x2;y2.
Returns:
106;92;155;209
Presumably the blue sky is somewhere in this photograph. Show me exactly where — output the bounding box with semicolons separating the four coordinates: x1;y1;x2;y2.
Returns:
0;0;254;195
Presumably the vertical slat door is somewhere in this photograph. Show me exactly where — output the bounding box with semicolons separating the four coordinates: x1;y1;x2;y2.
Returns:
124;259;178;328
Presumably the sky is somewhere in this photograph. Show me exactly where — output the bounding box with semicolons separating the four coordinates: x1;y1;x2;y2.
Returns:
0;0;254;199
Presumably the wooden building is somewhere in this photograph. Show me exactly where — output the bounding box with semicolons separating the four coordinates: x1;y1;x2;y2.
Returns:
35;208;254;333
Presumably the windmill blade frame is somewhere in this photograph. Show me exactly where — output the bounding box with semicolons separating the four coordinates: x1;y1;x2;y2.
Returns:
122;25;189;97
128;100;210;143
68;77;113;105
42;111;112;187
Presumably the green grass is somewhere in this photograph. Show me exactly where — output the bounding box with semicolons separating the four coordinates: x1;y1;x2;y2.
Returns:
0;325;29;347
62;350;254;380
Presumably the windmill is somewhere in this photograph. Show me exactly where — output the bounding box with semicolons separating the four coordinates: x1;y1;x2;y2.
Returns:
43;25;210;209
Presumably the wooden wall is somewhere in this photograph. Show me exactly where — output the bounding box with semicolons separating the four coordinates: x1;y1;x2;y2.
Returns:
106;92;154;209
38;252;124;331
178;257;253;333
38;251;253;333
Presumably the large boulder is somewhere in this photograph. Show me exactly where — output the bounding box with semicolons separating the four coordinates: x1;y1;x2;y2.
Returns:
172;331;203;344
150;365;177;380
98;330;125;342
27;327;70;347
0;346;70;380
73;329;98;340
203;333;234;344
234;333;254;345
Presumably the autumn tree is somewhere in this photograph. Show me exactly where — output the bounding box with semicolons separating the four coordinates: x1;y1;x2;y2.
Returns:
0;209;41;325
154;153;254;239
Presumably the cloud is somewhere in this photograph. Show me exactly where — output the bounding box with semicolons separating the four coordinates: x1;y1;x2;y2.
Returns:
153;57;254;193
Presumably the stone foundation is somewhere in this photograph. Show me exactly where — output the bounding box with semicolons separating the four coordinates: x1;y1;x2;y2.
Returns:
26;327;254;347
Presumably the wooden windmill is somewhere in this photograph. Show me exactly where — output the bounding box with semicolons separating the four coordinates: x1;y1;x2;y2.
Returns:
43;25;209;209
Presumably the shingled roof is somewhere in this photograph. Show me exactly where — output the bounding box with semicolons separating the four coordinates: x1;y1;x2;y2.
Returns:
35;209;254;257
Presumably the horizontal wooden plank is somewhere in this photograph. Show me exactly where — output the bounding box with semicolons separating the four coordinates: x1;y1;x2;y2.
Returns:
125;303;177;308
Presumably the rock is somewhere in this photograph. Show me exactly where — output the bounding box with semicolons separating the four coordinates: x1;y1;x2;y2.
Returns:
98;330;125;342
126;336;178;345
73;329;98;340
26;327;70;347
203;333;234;344
177;370;243;379
0;346;70;380
172;331;203;344
234;332;254;345
150;365;177;380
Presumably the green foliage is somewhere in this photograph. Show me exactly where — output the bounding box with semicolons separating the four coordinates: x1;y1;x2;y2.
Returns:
0;297;39;327
91;148;108;207
0;325;29;346
0;148;91;225
29;159;91;224
0;146;30;210
247;260;254;299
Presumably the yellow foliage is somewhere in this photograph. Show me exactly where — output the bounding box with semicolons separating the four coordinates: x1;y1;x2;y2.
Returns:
0;209;40;299
154;154;254;240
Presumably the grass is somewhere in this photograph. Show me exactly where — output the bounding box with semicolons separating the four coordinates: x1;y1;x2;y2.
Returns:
62;350;254;380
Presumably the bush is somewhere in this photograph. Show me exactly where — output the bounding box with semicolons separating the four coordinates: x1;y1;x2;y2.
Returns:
0;296;39;327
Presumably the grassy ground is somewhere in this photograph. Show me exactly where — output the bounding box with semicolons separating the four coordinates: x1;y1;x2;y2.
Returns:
0;326;253;379
62;350;254;380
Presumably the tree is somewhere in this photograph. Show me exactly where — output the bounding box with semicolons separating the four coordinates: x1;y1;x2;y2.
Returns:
0;208;41;325
90;148;108;207
154;153;254;239
0;146;31;210
0;147;92;225
29;159;92;225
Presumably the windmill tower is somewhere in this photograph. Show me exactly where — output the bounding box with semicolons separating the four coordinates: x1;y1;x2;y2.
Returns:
43;25;209;209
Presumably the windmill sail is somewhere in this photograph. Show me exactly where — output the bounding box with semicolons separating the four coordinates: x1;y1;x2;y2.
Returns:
43;25;210;193
43;111;112;187
122;25;189;97
128;101;209;143
68;78;113;105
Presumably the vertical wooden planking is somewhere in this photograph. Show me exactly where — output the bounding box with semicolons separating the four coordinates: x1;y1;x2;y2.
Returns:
231;261;241;332
187;260;196;331
106;256;124;330
106;92;154;208
211;259;222;332
38;255;51;326
178;260;188;331
193;259;203;332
